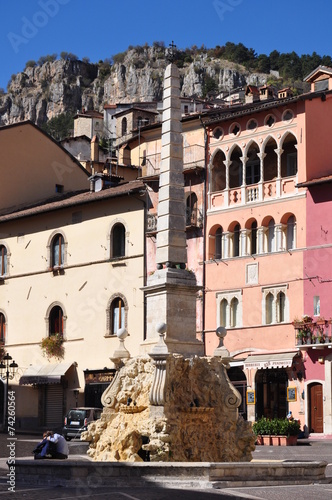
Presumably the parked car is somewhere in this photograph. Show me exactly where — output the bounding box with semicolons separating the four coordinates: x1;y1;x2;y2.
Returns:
63;407;102;440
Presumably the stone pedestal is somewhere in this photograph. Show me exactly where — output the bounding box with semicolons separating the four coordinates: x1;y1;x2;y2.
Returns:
84;354;255;463
141;267;204;356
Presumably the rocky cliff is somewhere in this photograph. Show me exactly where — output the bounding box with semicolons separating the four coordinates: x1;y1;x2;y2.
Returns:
0;46;269;127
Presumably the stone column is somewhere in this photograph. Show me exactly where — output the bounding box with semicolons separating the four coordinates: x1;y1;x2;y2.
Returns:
156;63;187;269
276;148;283;197
257;227;265;254
258;152;266;201
141;62;204;357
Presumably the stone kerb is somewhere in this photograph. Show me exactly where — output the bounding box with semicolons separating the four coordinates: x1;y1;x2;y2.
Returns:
12;459;328;488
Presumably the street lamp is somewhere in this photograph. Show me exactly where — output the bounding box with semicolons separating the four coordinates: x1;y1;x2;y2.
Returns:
0;353;18;433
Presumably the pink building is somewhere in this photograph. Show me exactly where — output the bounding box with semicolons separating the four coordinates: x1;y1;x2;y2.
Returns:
202;66;332;435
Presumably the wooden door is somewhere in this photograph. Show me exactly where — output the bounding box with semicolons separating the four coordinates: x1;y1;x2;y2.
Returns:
309;383;323;433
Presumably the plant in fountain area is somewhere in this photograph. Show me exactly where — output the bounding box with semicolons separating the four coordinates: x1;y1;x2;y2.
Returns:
40;333;64;360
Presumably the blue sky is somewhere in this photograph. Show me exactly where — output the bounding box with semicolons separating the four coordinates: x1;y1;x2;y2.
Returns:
0;0;331;90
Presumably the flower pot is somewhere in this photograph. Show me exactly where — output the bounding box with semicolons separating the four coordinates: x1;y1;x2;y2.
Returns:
279;436;287;446
256;435;264;446
286;435;297;446
262;435;271;446
271;436;280;446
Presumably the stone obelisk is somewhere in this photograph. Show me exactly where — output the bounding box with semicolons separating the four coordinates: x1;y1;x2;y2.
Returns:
141;53;204;357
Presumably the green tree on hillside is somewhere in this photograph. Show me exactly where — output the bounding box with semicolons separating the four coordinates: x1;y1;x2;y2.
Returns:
41;113;74;141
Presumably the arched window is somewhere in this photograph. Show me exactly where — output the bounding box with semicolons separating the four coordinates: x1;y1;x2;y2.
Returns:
250;221;257;255
277;292;285;323
267;219;275;253
215;227;223;259
263;138;278;181
49;306;63;336
230;297;239;327
111;297;125;335
286;215;296;250
233;224;240;257
51;234;65;268
281;134;297;177
220;299;227;327
266;292;274;324
246;144;260;185
111;223;126;258
211;150;226;192
0;313;6;343
0;245;7;276
217;290;242;328
229;147;243;189
186;192;198;226
121;117;127;136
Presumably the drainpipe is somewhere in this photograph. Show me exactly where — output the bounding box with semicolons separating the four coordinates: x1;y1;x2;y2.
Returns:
132;188;148;341
199;115;208;355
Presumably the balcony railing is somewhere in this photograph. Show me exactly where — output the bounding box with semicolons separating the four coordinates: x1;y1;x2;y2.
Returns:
146;208;203;234
146;213;158;234
210;175;298;210
293;319;332;347
185;207;203;228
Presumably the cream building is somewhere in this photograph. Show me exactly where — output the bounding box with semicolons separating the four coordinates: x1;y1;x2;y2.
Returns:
0;121;146;431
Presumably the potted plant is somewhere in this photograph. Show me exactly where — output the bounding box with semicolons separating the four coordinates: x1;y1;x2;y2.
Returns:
40;333;64;360
252;417;272;445
253;417;300;446
286;419;301;446
296;330;306;345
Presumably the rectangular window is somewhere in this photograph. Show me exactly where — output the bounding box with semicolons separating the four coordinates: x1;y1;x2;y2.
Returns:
55;184;64;193
314;296;320;316
315;79;328;92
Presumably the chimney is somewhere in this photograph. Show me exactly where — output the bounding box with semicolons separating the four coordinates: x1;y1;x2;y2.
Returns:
91;135;99;162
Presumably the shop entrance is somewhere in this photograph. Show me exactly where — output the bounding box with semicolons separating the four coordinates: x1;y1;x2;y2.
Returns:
309;382;323;433
256;368;288;419
228;367;247;419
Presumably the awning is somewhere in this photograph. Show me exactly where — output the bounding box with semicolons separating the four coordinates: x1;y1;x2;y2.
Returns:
20;362;74;385
244;351;299;370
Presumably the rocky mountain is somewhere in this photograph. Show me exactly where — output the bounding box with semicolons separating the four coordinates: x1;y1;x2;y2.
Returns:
0;46;270;127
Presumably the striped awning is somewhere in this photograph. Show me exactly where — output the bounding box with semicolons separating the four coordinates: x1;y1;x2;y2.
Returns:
244;351;299;370
20;362;74;385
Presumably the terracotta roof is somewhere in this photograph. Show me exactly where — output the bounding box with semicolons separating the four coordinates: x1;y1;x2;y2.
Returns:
297;174;332;187
304;65;332;82
114;107;159;118
201;89;332;126
0;180;146;222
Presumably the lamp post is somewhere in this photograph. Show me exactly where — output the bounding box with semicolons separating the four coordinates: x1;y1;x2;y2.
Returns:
0;353;18;433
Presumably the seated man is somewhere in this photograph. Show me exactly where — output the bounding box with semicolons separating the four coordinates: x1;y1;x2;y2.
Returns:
34;430;69;459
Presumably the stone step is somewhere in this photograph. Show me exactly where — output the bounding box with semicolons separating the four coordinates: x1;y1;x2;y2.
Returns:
11;459;328;489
